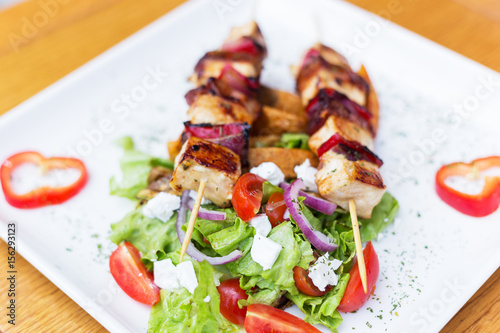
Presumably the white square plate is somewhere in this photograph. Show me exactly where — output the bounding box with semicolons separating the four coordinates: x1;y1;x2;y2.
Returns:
1;0;499;332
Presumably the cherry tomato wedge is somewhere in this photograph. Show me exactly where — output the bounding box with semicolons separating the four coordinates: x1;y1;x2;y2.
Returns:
217;278;249;325
338;241;379;313
293;266;331;297
244;303;321;333
232;173;266;221
265;192;287;227
109;242;160;305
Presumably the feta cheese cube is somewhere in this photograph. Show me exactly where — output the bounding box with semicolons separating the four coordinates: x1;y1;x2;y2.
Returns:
251;234;282;270
249;214;272;237
308;254;342;291
294;159;318;192
143;192;181;222
154;259;181;291
153;259;199;294
204;295;211;303
250;162;285;186
176;261;198;294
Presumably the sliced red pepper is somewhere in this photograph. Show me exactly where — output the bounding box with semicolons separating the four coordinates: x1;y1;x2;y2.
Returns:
1;151;88;209
435;156;500;217
317;133;383;167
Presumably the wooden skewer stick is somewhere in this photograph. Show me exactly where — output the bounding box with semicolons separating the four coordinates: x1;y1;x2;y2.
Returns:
349;199;368;294
179;179;208;261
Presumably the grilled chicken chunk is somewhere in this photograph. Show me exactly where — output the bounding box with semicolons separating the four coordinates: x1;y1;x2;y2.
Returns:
295;44;368;106
298;63;368;107
309;115;374;153
170;137;241;207
187;94;254;125
224;21;267;58
190;51;262;86
316;150;385;218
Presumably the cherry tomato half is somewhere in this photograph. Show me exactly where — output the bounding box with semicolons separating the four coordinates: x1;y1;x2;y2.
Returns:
109;242;160;305
232;173;266;221
244;303;321;333
265;192;287;227
217;278;249;325
293;266;331;297
337;241;379;313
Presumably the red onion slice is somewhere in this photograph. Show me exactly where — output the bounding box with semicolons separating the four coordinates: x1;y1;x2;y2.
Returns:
187;197;226;221
284;179;338;252
177;192;242;265
280;182;336;215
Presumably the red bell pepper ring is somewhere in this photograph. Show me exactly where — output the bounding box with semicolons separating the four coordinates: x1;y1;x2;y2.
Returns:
435;156;500;217
1;151;88;209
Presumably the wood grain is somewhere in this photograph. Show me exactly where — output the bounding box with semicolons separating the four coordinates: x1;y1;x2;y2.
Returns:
0;0;499;332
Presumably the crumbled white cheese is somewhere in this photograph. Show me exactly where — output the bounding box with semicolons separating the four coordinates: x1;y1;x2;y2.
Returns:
153;259;198;294
251;234;282;270
294;159;318;192
189;190;212;205
143;192;181;222
308;254;342;291
176;261;198;294
204;295;211;303
250;162;285;186
154;259;181;291
249;214;272;236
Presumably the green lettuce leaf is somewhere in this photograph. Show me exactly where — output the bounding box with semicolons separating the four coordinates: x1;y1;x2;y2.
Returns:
206;218;255;256
147;259;240;333
359;192;399;242
109;208;179;269
262;181;284;203
228;222;314;293
286;273;349;332
275;133;310;150
110;136;174;200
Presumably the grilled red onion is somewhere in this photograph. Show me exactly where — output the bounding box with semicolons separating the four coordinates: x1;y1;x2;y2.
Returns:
283;179;338;252
177;192;242;264
280;182;336;215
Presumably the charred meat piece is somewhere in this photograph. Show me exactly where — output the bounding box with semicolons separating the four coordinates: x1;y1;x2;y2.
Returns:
316;150;386;218
191;51;262;86
296;47;368;106
222;21;267;59
181;121;250;166
308;115;374;154
170;137;241;207
305;88;374;136
185;77;261;123
186;93;254;125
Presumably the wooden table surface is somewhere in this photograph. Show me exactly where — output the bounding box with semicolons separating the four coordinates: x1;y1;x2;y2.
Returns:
0;0;499;332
